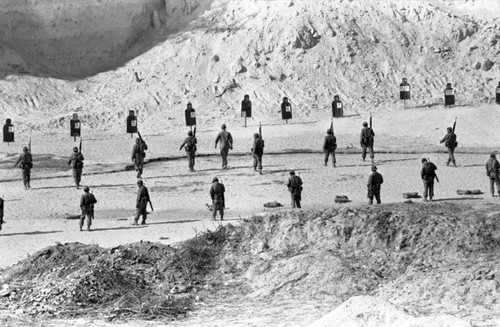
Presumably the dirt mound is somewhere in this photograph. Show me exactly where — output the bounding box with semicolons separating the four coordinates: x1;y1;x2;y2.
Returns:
214;202;500;323
0;227;230;319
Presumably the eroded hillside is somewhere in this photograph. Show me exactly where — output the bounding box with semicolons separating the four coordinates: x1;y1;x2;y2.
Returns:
0;0;499;133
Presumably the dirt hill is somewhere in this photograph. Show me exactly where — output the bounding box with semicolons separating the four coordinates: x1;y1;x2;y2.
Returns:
0;0;499;133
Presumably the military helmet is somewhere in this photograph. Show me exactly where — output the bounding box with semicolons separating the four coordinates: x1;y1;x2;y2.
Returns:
421;158;427;163
254;133;259;138
371;165;377;171
212;176;219;182
137;179;143;185
447;127;452;132
188;130;193;136
73;146;78;152
136;137;141;143
221;124;226;129
23;146;28;151
363;122;368;127
491;153;496;159
327;129;332;134
289;170;295;175
83;186;90;192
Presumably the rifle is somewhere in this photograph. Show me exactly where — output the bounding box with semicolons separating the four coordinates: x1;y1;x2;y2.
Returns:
148;198;154;212
79;137;83;153
369;113;372;129
137;130;145;144
193;125;197;137
28;136;31;153
220;178;226;209
452;117;457;133
330;118;334;135
259;122;262;139
428;158;439;183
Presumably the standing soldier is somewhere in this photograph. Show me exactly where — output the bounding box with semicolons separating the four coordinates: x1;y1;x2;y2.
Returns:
179;130;197;172
485;153;500;197
360;122;375;162
252;133;264;174
68;146;84;189
79;186;97;231
0;196;4;231
287;170;303;208
209;177;225;220
421;158;438;202
133;179;150;225
215;124;233;169
323;128;337;167
131;137;148;178
367;165;383;205
440;127;457;167
14;146;33;190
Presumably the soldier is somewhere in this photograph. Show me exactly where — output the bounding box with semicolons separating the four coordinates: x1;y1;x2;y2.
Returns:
68;146;84;189
0;196;4;231
179;130;197;172
367;165;383;205
215;124;233;169
440;127;457;167
485;153;500;197
79;186;97;231
14;146;33;190
323;128;337;167
252;133;264;174
133;179;150;225
421;158;438;202
131;137;148;178
287;170;303;208
209;177;225;220
360;122;375;162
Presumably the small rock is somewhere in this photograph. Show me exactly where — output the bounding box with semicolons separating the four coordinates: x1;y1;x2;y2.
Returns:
482;59;495;71
473;61;482;69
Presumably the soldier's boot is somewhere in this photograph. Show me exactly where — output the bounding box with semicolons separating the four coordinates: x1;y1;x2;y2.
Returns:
259;168;262;175
324;162;327;166
131;220;139;226
333;162;336;168
429;197;433;202
452;162;457;167
141;219;146;225
423;197;428;202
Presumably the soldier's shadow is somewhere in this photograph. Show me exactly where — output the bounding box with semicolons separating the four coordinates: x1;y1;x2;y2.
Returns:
432;197;483;202
1;230;62;237
91;225;148;232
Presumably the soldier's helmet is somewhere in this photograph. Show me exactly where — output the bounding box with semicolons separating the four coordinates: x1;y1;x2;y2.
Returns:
23;146;28;151
491;153;496;159
289;170;295;175
73;146;78;152
254;133;259;138
221;124;226;129
136;137;141;143
188;130;193;136
447;127;452;132
83;186;90;192
327;129;332;134
137;179;143;185
371;165;377;171
212;177;219;182
421;158;427;163
363;122;368;127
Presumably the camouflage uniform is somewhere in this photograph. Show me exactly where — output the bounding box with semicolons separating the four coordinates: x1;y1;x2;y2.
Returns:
209;177;225;220
360;123;375;162
486;154;500;197
14;147;32;190
252;133;264;173
421;159;437;202
134;180;150;225
287;171;303;208
323;129;337;167
215;124;233;169
179;131;197;172
68;147;84;188
367;166;383;205
440;127;457;167
80;187;97;231
132;138;148;178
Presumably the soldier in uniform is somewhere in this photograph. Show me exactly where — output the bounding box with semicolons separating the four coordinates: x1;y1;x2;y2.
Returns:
485;153;500;197
80;186;97;231
252;133;264;174
131;137;148;178
209;177;225;220
68;146;84;189
215;124;233;169
360;122;375;162
421;158;438;202
133;179;150;225
14;146;33;190
323;128;337;167
179;130;197;172
440;127;457;167
287;170;303;208
0;196;4;231
367;165;383;205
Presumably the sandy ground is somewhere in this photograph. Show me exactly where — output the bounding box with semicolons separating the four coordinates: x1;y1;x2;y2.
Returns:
0;105;499;326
